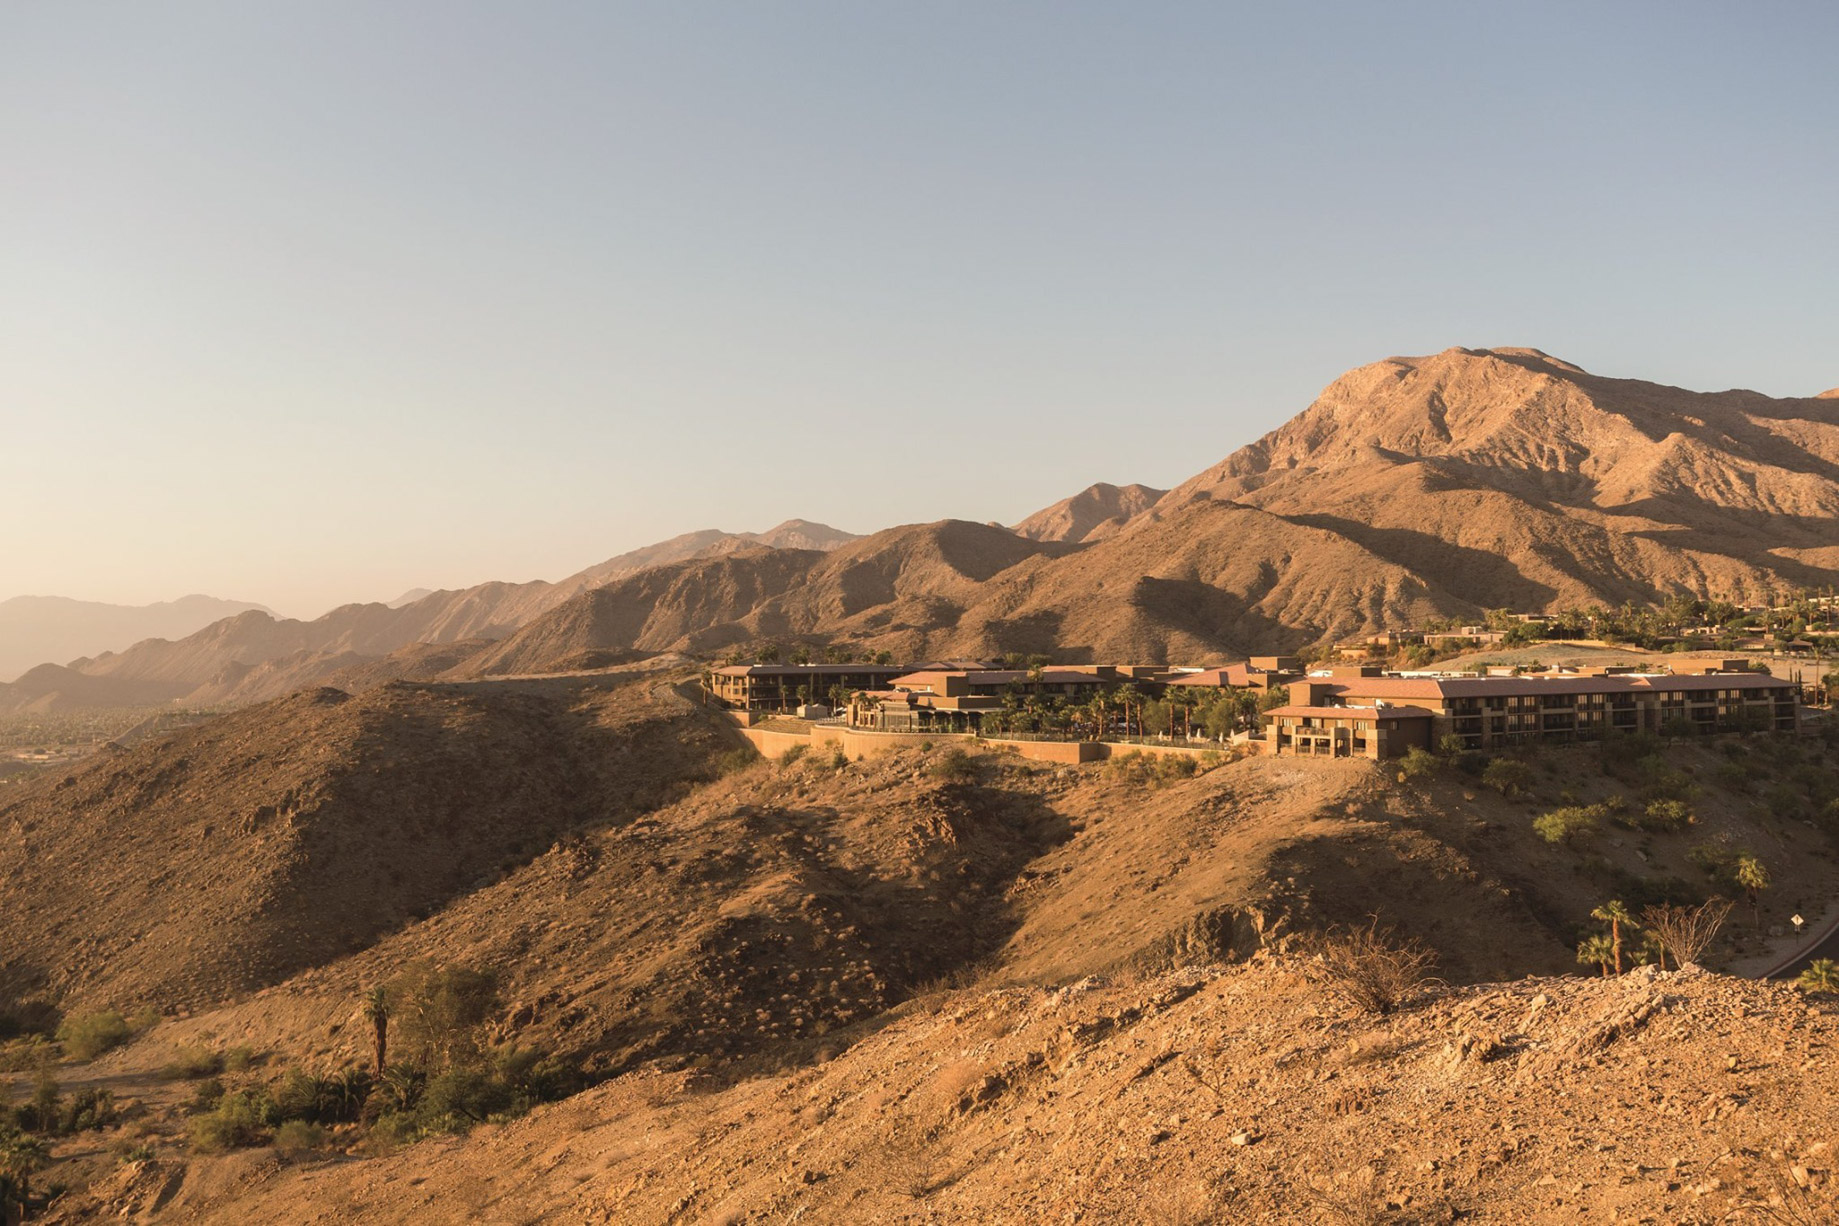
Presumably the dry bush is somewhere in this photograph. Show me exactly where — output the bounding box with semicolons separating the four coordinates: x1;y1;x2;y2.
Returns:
1640;896;1734;968
1307;919;1441;1016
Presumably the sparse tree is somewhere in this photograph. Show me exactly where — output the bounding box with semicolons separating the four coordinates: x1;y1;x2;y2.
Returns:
1641;897;1734;969
1591;900;1635;975
1308;918;1441;1016
364;986;392;1078
1733;853;1771;930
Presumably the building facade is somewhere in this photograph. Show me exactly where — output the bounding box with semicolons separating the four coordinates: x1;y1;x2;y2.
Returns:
1262;662;1799;756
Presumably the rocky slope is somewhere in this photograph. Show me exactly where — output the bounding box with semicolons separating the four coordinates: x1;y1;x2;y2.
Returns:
1008;481;1167;543
0;673;728;1013
72;962;1835;1224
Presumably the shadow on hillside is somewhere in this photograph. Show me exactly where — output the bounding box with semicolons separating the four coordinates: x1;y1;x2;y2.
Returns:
1280;514;1559;613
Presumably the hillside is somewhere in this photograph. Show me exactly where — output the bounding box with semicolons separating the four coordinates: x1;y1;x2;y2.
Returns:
0;595;272;684
14;725;1839;1222
0;674;729;1013
74;964;1837;1224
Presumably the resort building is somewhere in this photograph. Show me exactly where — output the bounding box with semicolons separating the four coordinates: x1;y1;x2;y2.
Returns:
1263;661;1800;757
850;665;1180;733
706;663;911;711
1167;656;1301;692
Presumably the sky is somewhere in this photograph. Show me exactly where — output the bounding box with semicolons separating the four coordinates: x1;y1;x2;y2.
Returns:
4;2;1837;619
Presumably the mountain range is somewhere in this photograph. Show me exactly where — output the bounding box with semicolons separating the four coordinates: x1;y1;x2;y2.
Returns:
0;595;274;685
10;346;1839;712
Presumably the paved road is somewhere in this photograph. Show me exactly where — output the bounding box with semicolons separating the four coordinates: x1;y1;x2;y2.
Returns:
1760;910;1839;980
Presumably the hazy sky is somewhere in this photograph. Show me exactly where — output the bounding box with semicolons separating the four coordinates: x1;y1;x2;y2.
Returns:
5;2;1837;619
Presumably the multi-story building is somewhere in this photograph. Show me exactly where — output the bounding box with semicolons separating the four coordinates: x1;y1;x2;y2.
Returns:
1263;661;1800;758
706;663;911;711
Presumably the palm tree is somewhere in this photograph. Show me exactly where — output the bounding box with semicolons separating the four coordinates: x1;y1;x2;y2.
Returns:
1733;854;1770;930
1577;933;1616;978
1591;901;1635;975
1798;959;1839;996
364;986;392;1077
1;1125;49;1219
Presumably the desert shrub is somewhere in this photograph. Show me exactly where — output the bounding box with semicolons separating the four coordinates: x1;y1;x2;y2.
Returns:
1641;897;1733;968
272;1120;328;1155
1198;748;1225;770
392;965;501;1072
11;1073;61;1134
1634;798;1692;833
928;748;977;783
829;746;850;769
0;995;58;1041
1533;804;1603;846
222;1046;256;1073
189;1090;274;1152
1688;840;1738;879
1158;754;1198;782
1306;919;1441;1016
716;747;756;774
159;1046;225;1080
57;1010;133;1061
778;743;808;766
1396;746;1438;781
1481;758;1533;796
187;1077;225;1112
1798;959;1839;996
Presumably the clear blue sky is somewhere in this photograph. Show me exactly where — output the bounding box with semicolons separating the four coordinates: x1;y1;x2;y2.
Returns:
5;2;1836;618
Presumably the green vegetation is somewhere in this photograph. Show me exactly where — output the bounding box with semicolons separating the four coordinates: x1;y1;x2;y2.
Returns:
1797;959;1839;996
1480;757;1533;796
1104;750;1200;788
1396;746;1438;782
55;1010;134;1061
928;748;978;783
1533;804;1605;846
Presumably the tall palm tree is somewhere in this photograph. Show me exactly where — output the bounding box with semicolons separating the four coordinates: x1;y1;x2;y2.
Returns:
1576;933;1616;978
1591;901;1635;975
1733;854;1770;930
364;986;392;1077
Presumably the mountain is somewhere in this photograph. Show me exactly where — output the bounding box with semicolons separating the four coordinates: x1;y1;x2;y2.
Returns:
473;348;1839;666
0;594;273;683
0;522;858;711
1008;481;1167;543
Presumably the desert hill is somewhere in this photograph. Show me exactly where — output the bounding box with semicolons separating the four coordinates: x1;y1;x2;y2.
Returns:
0;521;857;713
1008;481;1167;543
16;717;1839;1222
0;594;273;684
83;963;1837;1224
0;670;728;1014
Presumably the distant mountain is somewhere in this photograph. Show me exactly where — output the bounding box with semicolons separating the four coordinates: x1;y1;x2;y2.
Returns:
386;588;433;609
1009;483;1167;543
0;522;858;711
468;348;1839;665
0;594;273;684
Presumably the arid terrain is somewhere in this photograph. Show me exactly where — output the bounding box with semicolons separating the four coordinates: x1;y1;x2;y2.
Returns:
4;664;1838;1222
8;350;1839;1222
